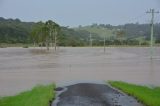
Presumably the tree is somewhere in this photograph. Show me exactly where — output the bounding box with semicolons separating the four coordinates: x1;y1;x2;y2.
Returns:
31;21;51;50
53;22;60;51
41;24;50;50
45;20;54;49
31;21;45;48
116;30;126;45
45;20;60;51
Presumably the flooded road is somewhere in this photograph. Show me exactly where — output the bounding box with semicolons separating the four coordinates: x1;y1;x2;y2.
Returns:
52;83;143;106
0;47;160;96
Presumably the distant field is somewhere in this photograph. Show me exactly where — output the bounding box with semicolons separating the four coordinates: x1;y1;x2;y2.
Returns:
0;84;55;106
109;81;160;106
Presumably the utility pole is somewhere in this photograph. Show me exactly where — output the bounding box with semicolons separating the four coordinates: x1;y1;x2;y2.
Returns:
104;33;106;53
90;33;92;47
103;28;106;53
54;29;57;51
146;9;159;59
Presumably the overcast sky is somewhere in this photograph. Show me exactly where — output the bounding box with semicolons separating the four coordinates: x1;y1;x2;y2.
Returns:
0;0;160;27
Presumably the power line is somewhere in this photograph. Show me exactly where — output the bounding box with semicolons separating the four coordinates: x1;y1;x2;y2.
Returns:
126;13;147;23
154;15;160;23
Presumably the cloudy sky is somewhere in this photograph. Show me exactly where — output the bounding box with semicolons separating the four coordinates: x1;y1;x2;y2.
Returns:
0;0;160;27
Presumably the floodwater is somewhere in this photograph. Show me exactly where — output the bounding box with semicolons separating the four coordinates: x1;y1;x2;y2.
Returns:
0;47;160;96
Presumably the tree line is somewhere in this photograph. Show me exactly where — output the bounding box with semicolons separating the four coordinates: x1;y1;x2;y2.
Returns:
0;17;89;46
0;17;160;47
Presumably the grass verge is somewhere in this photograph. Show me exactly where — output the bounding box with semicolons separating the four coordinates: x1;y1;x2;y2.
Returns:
0;84;55;106
108;81;160;106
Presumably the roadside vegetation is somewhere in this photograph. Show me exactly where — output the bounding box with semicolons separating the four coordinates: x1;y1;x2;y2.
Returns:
0;84;55;106
109;81;160;106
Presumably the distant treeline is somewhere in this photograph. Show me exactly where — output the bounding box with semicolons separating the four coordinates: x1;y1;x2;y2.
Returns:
0;17;160;46
0;17;92;46
0;17;34;43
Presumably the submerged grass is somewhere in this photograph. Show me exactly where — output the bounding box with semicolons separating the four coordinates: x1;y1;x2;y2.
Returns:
108;81;160;106
0;84;55;106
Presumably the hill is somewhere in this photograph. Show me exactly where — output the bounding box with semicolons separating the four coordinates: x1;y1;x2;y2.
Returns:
0;17;160;46
0;17;94;46
0;17;34;43
74;23;160;44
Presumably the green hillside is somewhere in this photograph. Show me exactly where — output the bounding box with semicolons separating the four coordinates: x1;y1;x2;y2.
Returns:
0;17;92;46
74;23;160;44
0;17;160;46
74;25;117;40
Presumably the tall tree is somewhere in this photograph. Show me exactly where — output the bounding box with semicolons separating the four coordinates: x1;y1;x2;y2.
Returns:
41;24;50;50
53;22;60;51
45;20;60;51
31;21;44;47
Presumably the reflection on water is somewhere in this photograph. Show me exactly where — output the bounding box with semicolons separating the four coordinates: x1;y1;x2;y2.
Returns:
0;47;160;96
149;60;158;87
149;60;153;86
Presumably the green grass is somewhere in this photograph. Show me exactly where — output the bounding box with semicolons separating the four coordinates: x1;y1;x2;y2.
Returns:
108;81;160;106
0;84;55;106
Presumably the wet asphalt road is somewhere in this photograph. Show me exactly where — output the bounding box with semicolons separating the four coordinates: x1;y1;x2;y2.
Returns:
52;83;143;106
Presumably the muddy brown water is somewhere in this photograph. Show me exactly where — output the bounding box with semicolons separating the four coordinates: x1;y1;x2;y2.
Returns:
0;47;160;96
